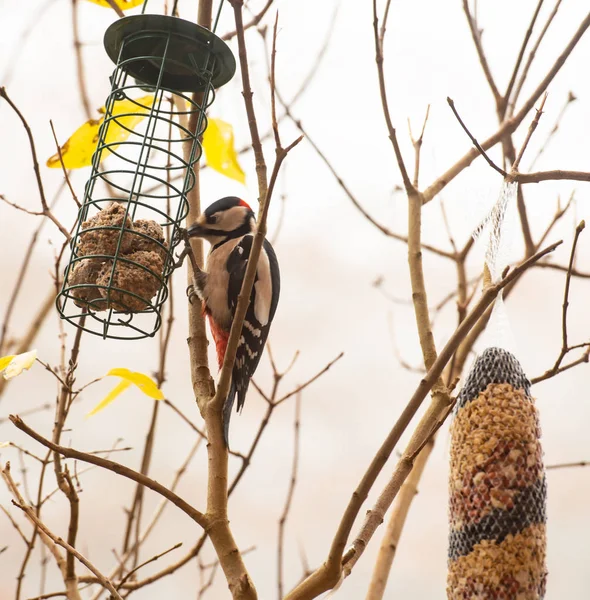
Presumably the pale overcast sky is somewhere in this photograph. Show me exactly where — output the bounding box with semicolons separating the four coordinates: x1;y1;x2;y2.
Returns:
1;1;590;598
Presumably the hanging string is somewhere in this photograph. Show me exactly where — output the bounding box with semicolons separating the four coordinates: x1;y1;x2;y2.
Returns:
472;181;518;282
473;181;519;353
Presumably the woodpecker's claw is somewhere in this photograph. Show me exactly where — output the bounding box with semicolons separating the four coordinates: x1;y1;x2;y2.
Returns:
186;284;198;305
171;228;191;269
173;246;190;269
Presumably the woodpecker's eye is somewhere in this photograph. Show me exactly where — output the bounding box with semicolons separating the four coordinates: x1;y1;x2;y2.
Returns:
206;213;218;225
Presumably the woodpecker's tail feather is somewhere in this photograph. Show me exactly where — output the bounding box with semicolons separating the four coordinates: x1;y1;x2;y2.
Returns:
223;381;238;447
222;381;250;447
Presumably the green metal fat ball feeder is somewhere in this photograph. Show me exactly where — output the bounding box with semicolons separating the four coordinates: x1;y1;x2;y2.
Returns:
56;8;235;340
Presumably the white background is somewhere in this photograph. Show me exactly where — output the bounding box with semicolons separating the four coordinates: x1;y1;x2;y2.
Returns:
1;0;589;598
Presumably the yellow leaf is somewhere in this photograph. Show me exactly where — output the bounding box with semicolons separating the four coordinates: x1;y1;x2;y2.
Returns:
84;0;145;9
87;367;164;416
0;355;15;372
2;350;37;380
47;95;155;169
87;379;132;417
203;118;246;184
106;368;164;400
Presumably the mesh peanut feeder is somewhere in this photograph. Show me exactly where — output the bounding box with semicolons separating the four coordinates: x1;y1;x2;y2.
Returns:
56;10;235;339
448;347;547;599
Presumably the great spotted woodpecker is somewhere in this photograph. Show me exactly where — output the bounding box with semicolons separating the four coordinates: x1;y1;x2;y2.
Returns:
187;197;280;445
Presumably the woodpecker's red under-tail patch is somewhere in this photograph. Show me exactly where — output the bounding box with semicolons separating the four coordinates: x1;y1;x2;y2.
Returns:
207;311;229;369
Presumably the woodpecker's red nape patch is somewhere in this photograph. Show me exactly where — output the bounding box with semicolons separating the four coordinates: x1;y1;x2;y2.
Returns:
208;315;230;369
238;199;252;210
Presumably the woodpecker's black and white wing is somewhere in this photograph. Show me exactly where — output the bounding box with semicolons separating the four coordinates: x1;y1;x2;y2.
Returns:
223;235;280;442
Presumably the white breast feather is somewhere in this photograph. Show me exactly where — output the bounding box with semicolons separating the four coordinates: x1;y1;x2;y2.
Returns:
204;238;241;328
254;249;272;326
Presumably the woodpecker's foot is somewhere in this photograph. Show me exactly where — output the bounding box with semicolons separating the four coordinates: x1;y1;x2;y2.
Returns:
186;284;198;305
173;246;190;269
172;228;191;269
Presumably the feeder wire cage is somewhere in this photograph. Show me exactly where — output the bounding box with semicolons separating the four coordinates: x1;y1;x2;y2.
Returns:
56;6;235;340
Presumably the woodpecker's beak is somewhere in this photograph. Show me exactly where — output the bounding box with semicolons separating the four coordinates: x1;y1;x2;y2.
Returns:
187;215;207;238
186;223;204;238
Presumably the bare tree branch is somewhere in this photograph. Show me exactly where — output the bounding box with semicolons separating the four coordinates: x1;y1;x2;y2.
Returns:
364;439;433;600
423;11;590;203
462;0;501;102
9;416;208;528
502;0;546;116
531;221;588;384
285;241;561;599
510;0;564;114
277;394;301;599
446;97;507;177
0;88;70;240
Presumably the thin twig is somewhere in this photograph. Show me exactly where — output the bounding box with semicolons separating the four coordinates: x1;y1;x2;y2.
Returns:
108;439;201;592
71;0;92;119
423;11;590;203
502;0;546;116
462;0;501;102
104;0;124;17
547;460;590;470
341;399;455;577
49;121;80;207
13;449;51;600
276;107;454;259
372;0;413;193
275;353;343;406
2;462;74;599
11;498;121;600
531;347;590;385
1;503;30;546
277;394;301;599
0;182;66;354
408;105;431;188
51;320;85;589
119;400;161;570
163;399;207;439
0;289;57;400
537;191;574;248
364;438;433;600
533;261;590;278
531;221;588;384
560;222;584;352
9;416;207;528
0;0;57;87
509;93;548;175
386;312;426;374
230;351;338;496
513;169;590;184
0;88;70;240
222;0;275;41
197;558;220;599
528;90;576;171
116;542;182;591
510;0;564;115
270;13;281;149
447;97;507;177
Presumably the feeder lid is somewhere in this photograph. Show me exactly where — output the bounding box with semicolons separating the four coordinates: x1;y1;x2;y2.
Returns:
104;14;236;93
